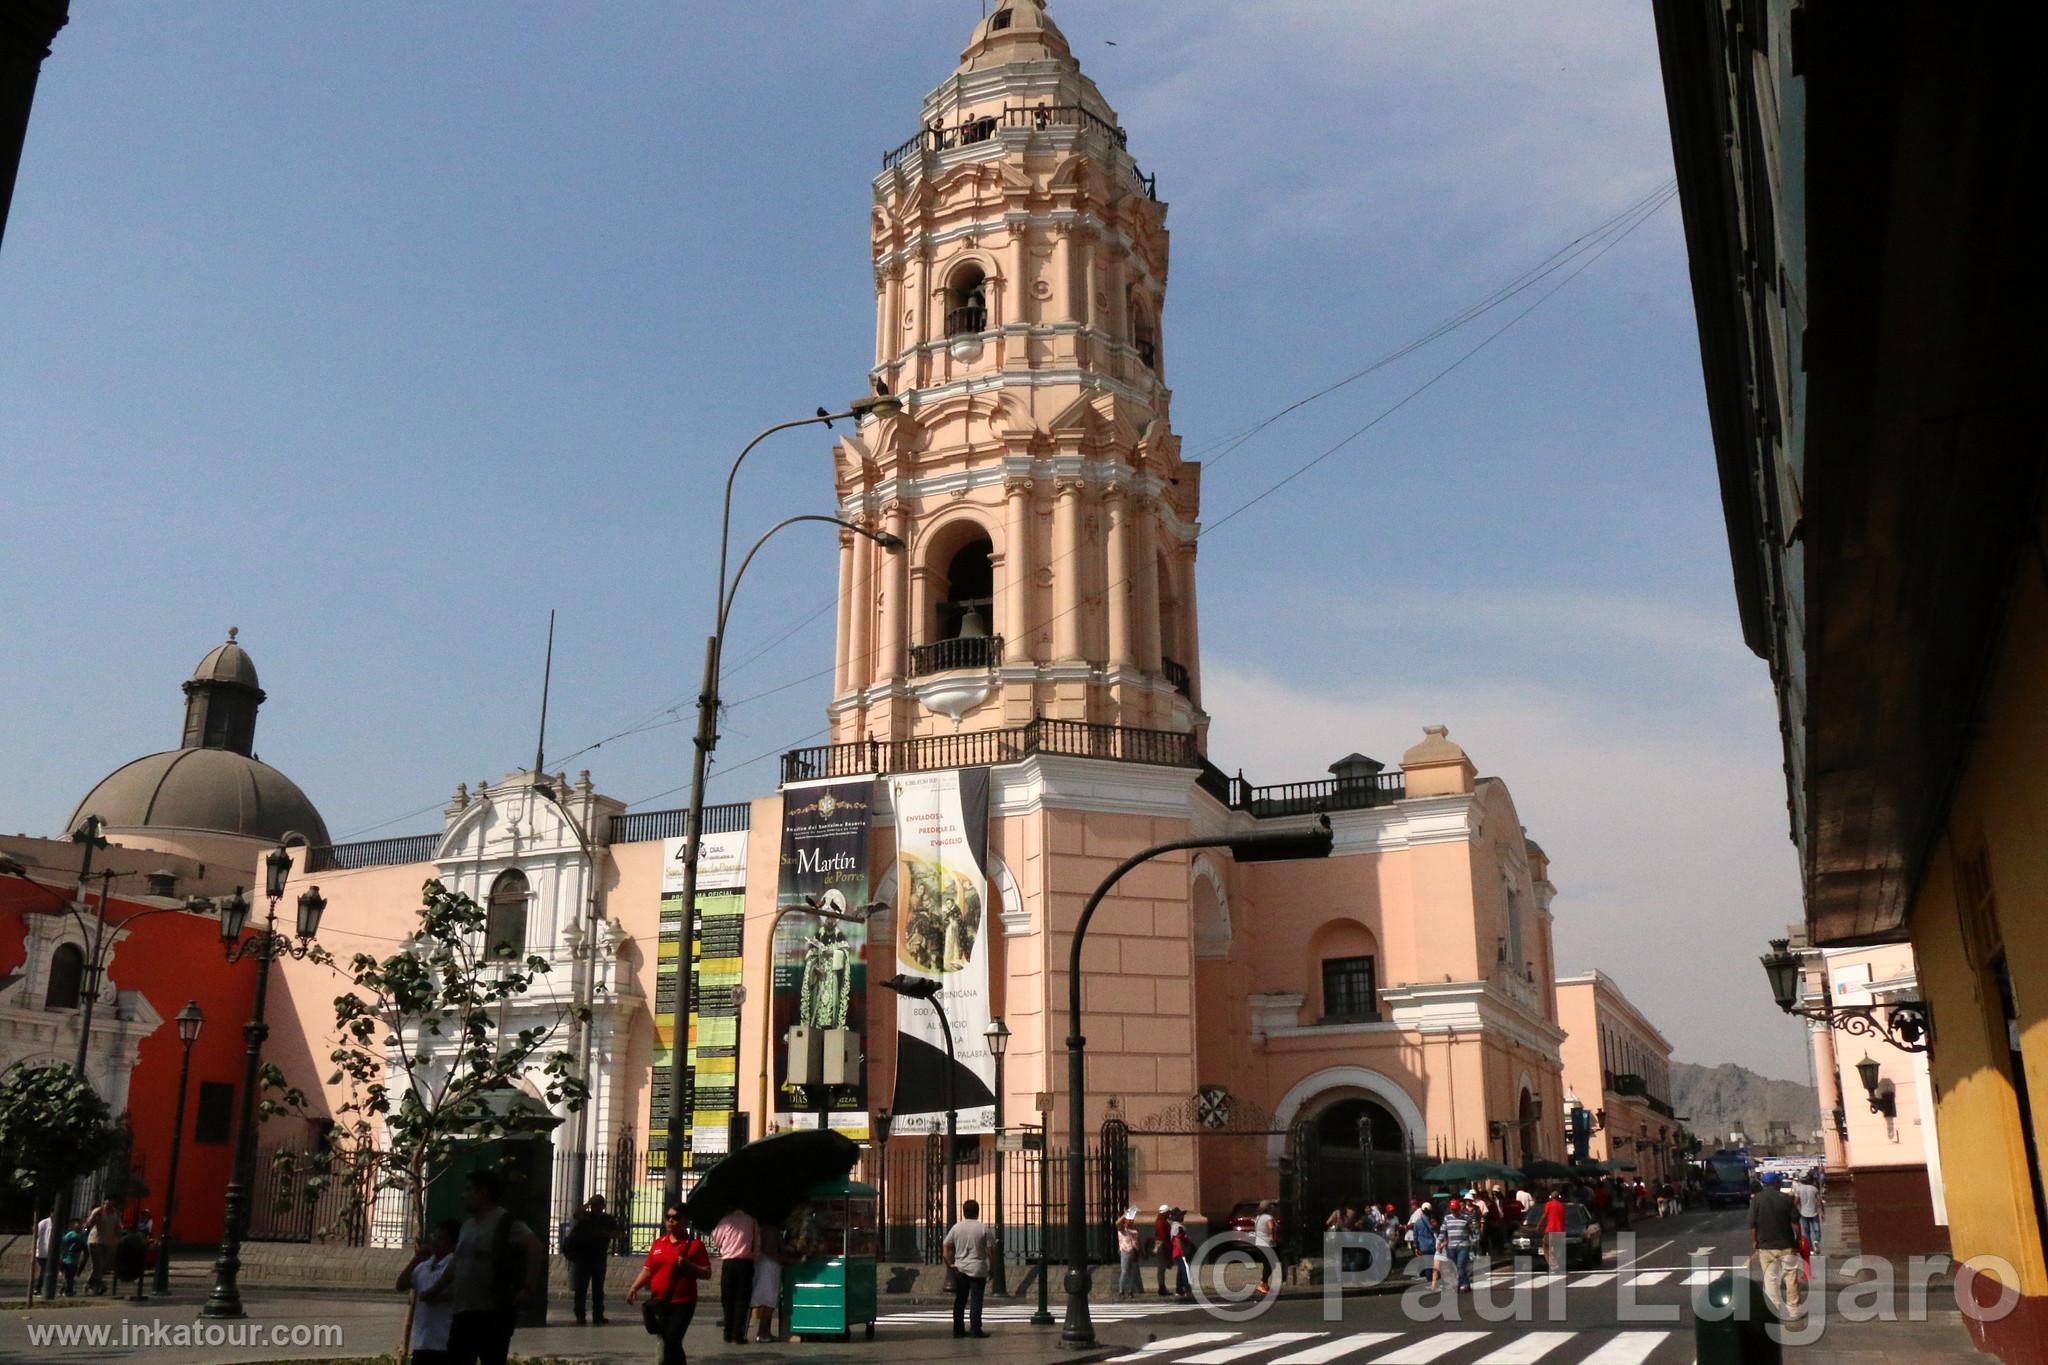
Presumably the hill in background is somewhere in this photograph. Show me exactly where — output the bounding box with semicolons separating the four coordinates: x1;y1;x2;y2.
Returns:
1672;1060;1818;1145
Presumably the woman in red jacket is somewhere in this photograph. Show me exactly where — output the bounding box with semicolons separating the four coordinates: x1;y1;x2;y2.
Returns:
627;1206;712;1365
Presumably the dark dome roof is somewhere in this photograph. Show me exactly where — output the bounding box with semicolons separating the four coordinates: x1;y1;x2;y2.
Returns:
70;748;329;846
191;628;261;690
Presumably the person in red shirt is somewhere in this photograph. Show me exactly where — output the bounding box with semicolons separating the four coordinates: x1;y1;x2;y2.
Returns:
1541;1190;1570;1273
627;1206;712;1365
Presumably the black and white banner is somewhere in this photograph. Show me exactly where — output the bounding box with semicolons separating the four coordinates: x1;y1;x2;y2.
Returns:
888;767;997;1134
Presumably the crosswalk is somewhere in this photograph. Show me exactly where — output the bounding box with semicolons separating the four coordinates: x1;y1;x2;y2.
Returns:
1106;1329;1680;1365
1467;1267;1731;1290
877;1299;1194;1325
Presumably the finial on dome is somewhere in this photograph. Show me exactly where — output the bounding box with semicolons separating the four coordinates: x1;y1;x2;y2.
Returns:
227;626;239;641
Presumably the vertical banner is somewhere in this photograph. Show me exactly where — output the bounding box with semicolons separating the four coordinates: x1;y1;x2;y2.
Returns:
888;767;998;1135
653;829;749;1170
773;779;875;1137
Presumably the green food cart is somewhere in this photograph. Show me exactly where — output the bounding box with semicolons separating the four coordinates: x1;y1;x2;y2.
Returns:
783;1177;880;1341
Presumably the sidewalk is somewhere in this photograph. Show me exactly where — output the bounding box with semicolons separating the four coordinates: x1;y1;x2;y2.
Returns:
1779;1187;1974;1362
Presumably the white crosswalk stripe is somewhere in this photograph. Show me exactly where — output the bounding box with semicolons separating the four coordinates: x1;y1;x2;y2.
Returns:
1182;1333;1328;1362
1271;1331;1404;1363
1474;1331;1577;1363
883;1300;1194;1325
1106;1331;1244;1361
1628;1271;1671;1286
1579;1331;1673;1364
1574;1272;1616;1287
1681;1270;1716;1285
1376;1331;1491;1363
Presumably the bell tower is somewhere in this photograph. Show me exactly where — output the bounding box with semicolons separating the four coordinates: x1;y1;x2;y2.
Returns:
827;0;1203;749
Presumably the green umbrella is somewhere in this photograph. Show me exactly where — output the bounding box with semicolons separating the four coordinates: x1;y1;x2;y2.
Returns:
1523;1159;1577;1180
1423;1159;1523;1185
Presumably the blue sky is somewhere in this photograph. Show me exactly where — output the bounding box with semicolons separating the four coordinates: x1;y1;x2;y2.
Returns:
0;3;1811;1082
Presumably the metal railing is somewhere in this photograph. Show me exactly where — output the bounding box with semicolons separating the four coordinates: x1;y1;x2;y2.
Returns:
945;303;988;337
607;801;753;846
781;715;1197;784
305;833;440;873
908;634;1003;677
1195;759;1406;817
881;103;1159;201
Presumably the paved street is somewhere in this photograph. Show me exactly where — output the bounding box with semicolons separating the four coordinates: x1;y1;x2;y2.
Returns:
0;1209;1975;1363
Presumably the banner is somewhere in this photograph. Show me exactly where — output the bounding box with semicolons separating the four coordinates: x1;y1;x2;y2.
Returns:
888;768;997;1135
653;828;749;1170
773;779;875;1138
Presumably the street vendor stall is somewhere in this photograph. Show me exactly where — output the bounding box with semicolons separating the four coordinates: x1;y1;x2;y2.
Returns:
782;1177;879;1341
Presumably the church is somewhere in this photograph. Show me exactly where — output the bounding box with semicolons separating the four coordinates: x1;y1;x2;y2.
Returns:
26;1;1589;1256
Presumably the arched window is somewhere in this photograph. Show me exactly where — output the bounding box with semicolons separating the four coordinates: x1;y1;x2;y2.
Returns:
1128;288;1159;372
946;264;988;338
939;537;995;641
45;943;85;1010
989;8;1013;30
486;870;530;962
1308;919;1380;1023
1504;886;1524;971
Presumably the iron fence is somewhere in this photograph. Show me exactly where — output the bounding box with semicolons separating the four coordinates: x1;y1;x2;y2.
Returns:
607;801;752;846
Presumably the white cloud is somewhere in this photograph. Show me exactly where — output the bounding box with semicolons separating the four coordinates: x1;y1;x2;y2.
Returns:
1201;655;1813;1081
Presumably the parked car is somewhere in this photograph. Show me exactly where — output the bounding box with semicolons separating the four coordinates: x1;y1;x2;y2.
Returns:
1226;1201;1281;1239
1510;1202;1605;1270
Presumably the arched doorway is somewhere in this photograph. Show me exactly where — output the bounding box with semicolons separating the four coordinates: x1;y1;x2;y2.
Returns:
1517;1087;1539;1169
1306;1096;1411;1218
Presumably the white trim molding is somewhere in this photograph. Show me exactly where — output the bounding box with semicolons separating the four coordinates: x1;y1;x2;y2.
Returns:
1267;1065;1429;1166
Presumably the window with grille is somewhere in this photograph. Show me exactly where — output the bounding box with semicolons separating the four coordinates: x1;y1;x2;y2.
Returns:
44;943;84;1010
1321;955;1379;1022
486;869;530;961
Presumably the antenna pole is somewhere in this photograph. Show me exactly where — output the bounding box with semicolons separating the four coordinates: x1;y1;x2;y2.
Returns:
534;609;556;775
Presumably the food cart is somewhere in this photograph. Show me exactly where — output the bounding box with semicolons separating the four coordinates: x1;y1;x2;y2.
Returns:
782;1177;880;1341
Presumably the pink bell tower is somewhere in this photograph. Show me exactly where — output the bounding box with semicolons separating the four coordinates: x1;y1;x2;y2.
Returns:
824;0;1203;754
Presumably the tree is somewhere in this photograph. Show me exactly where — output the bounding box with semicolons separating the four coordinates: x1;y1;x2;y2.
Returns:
0;1063;117;1289
265;879;587;1348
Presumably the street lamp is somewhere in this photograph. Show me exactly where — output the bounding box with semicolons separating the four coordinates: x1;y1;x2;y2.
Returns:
880;973;956;1227
874;1107;894;1262
1760;937;1934;1052
154;1000;204;1296
985;1017;1011;1295
200;836;323;1320
1060;818;1334;1348
663;393;903;1207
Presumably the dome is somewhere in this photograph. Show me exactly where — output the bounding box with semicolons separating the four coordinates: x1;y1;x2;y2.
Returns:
958;0;1072;73
69;747;330;847
191;627;261;690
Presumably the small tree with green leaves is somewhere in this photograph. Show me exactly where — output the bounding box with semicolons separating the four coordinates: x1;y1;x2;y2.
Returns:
266;878;587;1281
0;1063;117;1288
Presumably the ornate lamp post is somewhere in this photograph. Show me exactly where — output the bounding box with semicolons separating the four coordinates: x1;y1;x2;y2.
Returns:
984;1017;1010;1294
1760;937;1934;1051
880;973;956;1227
198;837;324;1320
873;1107;894;1261
1060;819;1333;1348
152;1000;203;1296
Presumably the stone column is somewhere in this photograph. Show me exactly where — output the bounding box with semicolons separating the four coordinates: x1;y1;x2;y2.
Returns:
1103;485;1133;670
1177;540;1201;707
879;501;911;682
835;530;856;694
1052;479;1084;661
1004;477;1034;659
1134;496;1162;672
846;527;873;695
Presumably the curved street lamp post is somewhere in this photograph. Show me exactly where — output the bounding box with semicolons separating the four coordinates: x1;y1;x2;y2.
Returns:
153;1000;204;1295
662;394;902;1206
1060;818;1334;1349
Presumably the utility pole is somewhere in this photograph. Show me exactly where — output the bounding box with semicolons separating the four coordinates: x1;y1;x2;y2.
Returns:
39;815;105;1302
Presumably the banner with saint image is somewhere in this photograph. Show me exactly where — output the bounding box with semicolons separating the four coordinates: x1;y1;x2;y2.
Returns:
772;778;874;1138
888;767;997;1135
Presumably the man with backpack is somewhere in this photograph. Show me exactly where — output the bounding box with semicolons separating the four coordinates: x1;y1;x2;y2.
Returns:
447;1168;546;1365
561;1194;619;1325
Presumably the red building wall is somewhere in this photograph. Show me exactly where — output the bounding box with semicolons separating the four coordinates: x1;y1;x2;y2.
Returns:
1;880;264;1245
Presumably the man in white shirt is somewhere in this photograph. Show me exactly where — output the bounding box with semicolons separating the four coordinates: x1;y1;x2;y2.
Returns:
33;1214;53;1292
1790;1171;1824;1254
943;1199;995;1338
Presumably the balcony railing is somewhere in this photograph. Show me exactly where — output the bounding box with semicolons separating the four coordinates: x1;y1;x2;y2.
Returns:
945;304;988;338
1197;759;1406;818
607;801;753;846
782;716;1196;785
305;833;441;873
1162;657;1191;698
909;634;1003;677
881;103;1158;201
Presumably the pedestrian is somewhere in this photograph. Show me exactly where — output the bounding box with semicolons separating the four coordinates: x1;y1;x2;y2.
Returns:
563;1194;619;1325
32;1212;52;1294
446;1168;546;1365
1405;1199;1436;1277
1790;1169;1824;1257
396;1219;460;1365
1749;1172;1807;1319
1252;1200;1281;1296
1541;1188;1569;1273
1440;1198;1475;1291
59;1219;86;1296
1169;1208;1193;1299
943;1197;994;1338
114;1222;148;1300
1154;1203;1173;1296
709;1208;760;1345
84;1197;121;1294
626;1205;711;1365
748;1223;788;1343
1116;1205;1143;1299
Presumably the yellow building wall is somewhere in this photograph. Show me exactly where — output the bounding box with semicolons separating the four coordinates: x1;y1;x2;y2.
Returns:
1910;513;2048;1303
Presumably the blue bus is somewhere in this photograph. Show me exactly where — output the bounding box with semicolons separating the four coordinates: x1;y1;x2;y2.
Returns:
1702;1150;1754;1208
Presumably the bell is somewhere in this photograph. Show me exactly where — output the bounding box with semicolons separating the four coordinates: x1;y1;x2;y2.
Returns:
957;605;990;639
